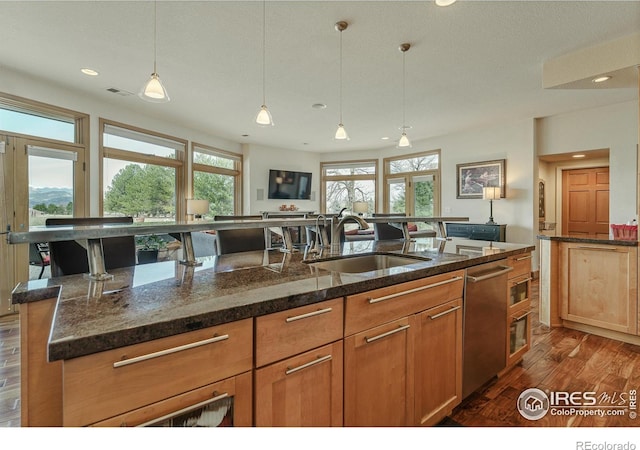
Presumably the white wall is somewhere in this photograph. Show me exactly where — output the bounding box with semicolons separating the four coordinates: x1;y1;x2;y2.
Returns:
536;100;638;227
243;143;320;215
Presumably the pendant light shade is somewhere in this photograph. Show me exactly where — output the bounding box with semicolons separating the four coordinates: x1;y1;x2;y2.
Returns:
255;0;274;126
334;21;349;140
397;43;411;149
139;1;169;103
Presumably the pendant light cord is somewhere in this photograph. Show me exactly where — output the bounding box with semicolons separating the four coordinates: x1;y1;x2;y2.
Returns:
153;0;157;74
402;49;406;130
262;0;266;106
339;28;343;124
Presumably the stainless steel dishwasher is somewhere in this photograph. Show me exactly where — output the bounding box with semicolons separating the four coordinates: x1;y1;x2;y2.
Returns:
462;260;513;399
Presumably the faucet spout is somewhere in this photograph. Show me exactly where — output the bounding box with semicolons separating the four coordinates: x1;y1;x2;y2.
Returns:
331;214;369;247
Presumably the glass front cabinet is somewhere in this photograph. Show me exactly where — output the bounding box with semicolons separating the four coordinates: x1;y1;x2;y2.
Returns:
506;272;532;367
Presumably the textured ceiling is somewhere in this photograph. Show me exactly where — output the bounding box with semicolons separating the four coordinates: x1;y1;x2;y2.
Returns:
0;0;638;152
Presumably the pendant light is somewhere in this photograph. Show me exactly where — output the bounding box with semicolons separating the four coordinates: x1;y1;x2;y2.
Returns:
334;21;349;140
255;0;274;126
139;0;169;103
398;43;411;148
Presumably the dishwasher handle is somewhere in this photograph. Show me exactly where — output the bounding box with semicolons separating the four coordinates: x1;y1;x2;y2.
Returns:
466;265;513;283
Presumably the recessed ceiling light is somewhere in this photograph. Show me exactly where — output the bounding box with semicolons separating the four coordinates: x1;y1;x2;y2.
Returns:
312;103;327;110
572;154;586;158
81;68;99;76
435;0;457;6
592;76;611;83
381;137;390;140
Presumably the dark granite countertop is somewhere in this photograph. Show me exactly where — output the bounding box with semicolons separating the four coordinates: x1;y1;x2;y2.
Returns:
12;237;534;362
537;234;638;246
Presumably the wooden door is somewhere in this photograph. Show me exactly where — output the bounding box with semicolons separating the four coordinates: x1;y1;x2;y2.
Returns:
254;341;343;427
344;316;414;426
562;167;609;238
414;298;463;426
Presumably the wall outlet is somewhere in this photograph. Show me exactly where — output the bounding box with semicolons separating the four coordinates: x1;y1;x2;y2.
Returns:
444;206;451;214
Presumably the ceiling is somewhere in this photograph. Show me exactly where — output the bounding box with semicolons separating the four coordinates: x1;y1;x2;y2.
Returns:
1;1;639;153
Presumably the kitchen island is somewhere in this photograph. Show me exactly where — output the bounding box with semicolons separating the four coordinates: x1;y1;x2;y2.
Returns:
13;235;534;427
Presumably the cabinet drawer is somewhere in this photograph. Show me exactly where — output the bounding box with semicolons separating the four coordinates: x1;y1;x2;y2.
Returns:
344;270;465;336
92;371;253;427
255;298;343;367
508;253;532;279
63;318;253;426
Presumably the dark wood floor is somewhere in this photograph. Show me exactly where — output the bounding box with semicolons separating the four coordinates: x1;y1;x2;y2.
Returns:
1;279;639;427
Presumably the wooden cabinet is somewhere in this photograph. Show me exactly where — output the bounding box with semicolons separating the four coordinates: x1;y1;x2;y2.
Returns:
254;298;344;426
505;253;533;368
62;318;253;426
343;270;465;427
559;243;638;335
414;298;463;426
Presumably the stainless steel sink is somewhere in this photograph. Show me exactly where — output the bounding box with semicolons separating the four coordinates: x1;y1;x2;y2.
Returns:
304;253;431;273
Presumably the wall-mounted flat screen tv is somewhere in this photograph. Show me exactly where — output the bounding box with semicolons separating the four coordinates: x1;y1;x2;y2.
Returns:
268;169;312;200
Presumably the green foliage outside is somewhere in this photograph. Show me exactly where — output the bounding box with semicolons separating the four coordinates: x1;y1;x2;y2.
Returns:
32;201;73;215
104;164;175;218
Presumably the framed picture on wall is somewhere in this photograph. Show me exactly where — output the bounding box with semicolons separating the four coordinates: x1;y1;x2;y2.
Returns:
456;159;506;199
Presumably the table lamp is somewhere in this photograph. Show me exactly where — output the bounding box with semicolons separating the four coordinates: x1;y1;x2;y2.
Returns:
352;201;368;216
482;186;500;225
187;199;209;220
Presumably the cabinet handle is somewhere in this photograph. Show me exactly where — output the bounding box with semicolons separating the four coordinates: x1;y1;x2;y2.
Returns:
466;266;513;283
113;334;230;368
428;305;461;320
367;276;463;304
515;255;532;261
576;246;618;252
285;307;332;323
135;392;229;427
512;277;532;286
285;354;332;375
365;324;410;344
512;310;533;322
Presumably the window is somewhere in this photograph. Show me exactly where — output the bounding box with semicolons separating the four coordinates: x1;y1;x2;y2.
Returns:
321;160;377;214
384;150;440;227
192;143;242;217
100;119;186;222
0;106;75;143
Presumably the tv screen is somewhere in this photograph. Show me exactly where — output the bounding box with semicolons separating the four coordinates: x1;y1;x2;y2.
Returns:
268;170;312;200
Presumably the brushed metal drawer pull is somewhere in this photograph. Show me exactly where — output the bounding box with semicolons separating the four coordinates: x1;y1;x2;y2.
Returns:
136;392;229;427
113;334;230;368
285;354;332;375
428;305;461;320
576;246;618;252
367;276;463;304
513;310;533;322
285;307;333;323
515;255;532;261
512;277;532;286
365;324;410;344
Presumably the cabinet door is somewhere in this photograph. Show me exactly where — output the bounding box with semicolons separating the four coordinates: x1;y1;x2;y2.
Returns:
560;243;638;334
507;305;532;367
344;316;414;426
254;341;343;427
414;298;463;426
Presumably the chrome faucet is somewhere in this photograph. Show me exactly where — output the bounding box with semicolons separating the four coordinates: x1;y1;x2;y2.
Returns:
307;214;327;255
331;214;369;248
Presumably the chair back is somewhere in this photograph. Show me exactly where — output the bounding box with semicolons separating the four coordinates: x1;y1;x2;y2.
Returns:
213;215;267;255
46;217;136;277
372;213;407;240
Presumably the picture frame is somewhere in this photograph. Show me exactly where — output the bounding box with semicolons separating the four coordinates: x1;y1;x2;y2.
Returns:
456;159;506;199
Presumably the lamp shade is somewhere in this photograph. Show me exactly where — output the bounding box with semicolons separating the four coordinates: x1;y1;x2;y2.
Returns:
353;201;368;214
187;199;209;216
483;186;501;200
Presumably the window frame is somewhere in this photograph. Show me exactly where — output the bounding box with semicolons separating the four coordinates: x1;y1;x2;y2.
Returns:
320;159;378;214
383;149;441;216
191;142;243;216
99;118;187;219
